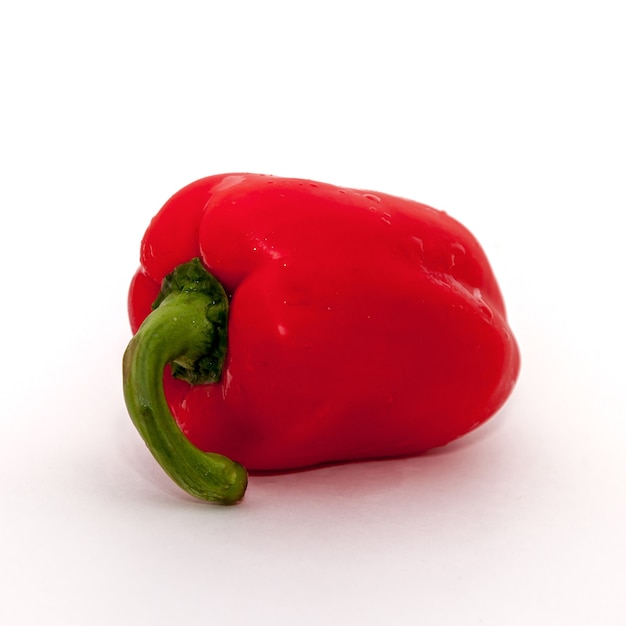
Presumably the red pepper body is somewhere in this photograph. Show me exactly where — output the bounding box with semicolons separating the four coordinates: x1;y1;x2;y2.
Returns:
129;174;520;471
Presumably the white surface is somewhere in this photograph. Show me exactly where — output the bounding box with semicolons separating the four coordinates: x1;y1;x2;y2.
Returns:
1;1;625;624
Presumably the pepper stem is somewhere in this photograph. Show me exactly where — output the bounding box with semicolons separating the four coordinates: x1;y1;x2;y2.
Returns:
122;259;247;504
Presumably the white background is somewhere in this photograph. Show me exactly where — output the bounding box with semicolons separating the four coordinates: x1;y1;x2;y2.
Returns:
1;1;625;624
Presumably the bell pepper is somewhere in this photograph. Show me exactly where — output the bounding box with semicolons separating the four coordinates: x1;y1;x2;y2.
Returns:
123;173;520;504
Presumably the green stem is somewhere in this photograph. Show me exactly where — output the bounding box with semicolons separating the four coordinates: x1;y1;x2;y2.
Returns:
122;259;247;504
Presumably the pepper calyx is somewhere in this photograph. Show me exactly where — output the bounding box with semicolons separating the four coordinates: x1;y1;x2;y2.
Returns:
153;258;229;385
122;258;247;504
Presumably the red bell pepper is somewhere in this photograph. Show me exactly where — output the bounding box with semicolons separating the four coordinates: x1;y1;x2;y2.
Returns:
123;173;520;504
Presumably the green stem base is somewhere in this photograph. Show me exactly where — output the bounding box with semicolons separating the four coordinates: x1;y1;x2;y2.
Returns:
122;259;248;504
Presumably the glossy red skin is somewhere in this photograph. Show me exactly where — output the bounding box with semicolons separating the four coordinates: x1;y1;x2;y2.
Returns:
129;174;520;471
